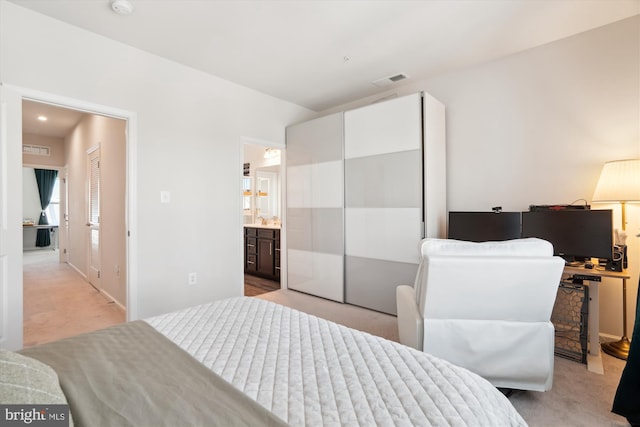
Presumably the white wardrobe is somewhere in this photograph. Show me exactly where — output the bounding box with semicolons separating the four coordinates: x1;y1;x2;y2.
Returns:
285;92;446;315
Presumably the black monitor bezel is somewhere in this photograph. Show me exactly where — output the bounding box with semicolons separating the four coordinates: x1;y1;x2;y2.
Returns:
521;209;613;261
447;211;522;243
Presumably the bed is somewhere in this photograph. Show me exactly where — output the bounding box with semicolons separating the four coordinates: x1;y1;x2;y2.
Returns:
4;296;527;426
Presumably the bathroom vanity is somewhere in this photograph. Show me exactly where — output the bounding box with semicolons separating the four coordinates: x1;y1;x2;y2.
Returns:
244;225;280;281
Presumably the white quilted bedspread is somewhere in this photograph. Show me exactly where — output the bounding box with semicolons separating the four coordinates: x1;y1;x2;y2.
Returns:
146;297;526;427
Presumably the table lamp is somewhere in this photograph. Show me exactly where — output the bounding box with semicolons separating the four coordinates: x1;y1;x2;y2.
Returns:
592;159;640;360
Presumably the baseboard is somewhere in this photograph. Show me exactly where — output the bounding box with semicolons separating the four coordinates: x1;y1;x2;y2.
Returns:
599;332;621;342
66;262;126;312
67;262;87;279
99;288;127;313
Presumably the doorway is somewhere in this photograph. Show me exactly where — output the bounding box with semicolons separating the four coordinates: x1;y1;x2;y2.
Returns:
21;99;128;346
242;142;282;297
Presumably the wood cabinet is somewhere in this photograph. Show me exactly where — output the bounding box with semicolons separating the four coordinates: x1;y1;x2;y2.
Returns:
244;227;280;281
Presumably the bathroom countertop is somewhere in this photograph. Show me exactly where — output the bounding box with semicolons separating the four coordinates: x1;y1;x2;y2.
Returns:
244;224;281;229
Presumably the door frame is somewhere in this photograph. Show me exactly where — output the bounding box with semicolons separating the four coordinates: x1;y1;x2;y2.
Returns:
1;83;138;349
240;136;286;291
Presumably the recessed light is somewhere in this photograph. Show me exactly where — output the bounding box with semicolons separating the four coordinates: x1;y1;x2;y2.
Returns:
37;116;48;122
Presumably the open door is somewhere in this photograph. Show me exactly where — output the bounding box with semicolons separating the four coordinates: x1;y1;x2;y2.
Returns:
87;146;101;289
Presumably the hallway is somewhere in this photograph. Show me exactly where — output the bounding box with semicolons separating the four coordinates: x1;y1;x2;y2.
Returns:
23;250;125;348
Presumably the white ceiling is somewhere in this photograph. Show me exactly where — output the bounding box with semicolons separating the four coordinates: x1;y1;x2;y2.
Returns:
10;0;640;114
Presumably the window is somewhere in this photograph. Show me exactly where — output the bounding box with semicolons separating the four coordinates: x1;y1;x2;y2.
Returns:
46;177;60;226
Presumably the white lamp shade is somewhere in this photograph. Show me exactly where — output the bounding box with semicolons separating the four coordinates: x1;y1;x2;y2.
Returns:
592;159;640;203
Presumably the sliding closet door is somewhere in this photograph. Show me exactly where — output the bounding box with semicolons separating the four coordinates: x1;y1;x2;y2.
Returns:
344;94;423;314
286;113;344;302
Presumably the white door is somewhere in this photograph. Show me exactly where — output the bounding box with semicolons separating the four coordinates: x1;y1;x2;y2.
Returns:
87;146;101;289
1;85;25;349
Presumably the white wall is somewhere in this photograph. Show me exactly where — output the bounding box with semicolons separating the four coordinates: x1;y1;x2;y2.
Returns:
323;16;640;338
0;1;313;348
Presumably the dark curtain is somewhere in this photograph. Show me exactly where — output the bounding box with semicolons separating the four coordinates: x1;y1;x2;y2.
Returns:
34;169;58;247
612;279;640;426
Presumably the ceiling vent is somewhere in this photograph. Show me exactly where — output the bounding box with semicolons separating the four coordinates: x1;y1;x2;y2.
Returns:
372;73;409;88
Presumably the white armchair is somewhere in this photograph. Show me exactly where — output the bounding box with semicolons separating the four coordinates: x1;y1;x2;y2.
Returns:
397;238;565;392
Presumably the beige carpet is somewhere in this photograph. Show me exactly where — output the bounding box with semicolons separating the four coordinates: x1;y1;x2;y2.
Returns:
257;288;630;427
23;250;125;348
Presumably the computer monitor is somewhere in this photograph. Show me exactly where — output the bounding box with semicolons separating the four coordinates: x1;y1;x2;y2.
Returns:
521;209;613;262
447;211;522;242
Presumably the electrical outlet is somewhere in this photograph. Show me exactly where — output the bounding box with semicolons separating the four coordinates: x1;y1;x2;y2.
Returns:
188;272;197;285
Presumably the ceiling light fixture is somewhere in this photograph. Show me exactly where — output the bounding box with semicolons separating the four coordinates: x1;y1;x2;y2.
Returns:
264;148;280;159
111;0;134;15
37;115;47;122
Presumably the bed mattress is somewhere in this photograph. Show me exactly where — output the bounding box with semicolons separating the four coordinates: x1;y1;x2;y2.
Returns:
146;297;526;426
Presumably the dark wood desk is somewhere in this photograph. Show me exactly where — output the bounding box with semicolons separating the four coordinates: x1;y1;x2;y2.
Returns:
563;265;630;374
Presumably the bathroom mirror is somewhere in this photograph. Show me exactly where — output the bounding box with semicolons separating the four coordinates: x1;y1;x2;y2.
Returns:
255;169;280;220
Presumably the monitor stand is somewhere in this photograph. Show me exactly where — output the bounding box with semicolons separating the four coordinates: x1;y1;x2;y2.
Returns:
562;256;585;267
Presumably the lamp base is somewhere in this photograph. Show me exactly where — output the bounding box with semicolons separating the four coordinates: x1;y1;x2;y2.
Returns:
601;337;630;361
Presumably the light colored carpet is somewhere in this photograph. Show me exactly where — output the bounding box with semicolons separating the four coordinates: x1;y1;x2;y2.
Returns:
257;288;630;427
23;250;125;348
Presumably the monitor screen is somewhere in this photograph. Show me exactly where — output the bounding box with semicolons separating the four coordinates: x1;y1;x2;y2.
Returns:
521;209;613;261
448;211;522;242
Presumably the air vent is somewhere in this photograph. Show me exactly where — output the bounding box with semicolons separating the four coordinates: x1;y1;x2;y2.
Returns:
23;144;50;156
372;73;409;88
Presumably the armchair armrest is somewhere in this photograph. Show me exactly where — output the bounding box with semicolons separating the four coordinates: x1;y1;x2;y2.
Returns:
396;285;424;350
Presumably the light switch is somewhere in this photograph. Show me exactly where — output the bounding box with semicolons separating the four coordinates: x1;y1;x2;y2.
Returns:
160;191;171;204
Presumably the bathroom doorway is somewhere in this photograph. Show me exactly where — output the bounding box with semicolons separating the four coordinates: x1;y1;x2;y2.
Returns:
242;142;282;296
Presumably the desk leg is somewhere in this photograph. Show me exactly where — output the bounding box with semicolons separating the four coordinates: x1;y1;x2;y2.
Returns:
586;280;604;374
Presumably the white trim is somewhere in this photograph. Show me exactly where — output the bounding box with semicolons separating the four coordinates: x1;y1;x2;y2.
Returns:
4;83;138;327
86;144;100;155
21;163;63;171
240;136;286;291
241;135;285;149
99;288;127;312
67;260;88;279
5;84;133;121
